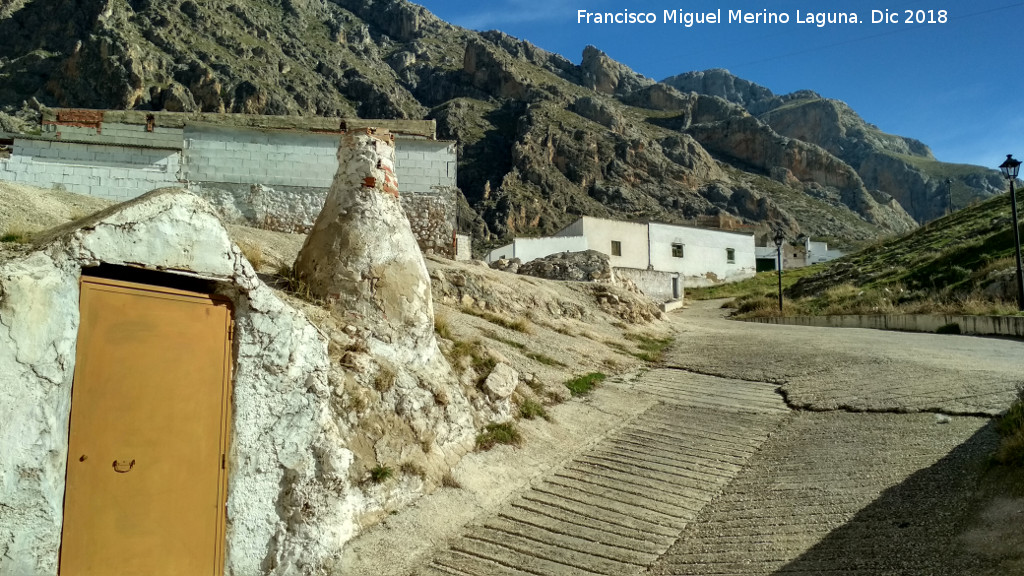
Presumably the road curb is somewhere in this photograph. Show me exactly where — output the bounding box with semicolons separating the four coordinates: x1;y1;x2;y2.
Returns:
741;313;1024;338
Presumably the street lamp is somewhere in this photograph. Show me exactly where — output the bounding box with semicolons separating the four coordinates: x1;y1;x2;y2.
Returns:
945;178;953;215
773;229;785;312
999;154;1023;311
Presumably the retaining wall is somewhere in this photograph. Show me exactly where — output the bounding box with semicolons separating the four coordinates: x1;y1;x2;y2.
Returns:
744;314;1024;338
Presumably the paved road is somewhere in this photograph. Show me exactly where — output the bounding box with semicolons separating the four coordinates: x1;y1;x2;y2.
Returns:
408;301;1023;576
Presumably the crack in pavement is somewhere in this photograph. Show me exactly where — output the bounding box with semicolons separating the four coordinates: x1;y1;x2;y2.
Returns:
661;363;999;419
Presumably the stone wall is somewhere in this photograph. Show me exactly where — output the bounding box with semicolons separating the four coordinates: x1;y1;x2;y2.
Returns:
400;188;457;257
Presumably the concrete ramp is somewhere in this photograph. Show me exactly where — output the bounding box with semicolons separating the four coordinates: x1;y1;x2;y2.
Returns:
415;369;789;576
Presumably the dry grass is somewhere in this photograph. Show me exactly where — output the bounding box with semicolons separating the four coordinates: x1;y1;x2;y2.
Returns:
0;228;32;244
461;306;533;334
994;387;1024;467
238;241;265;270
434;313;454;340
729;283;1020;319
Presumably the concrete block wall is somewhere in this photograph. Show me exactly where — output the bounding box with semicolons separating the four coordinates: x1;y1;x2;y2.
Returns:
183;125;338;189
394;140;457;195
0;139;181;201
614;267;681;303
42;122;183;149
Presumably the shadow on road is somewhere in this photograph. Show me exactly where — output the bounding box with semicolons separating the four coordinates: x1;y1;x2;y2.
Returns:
772;423;1003;576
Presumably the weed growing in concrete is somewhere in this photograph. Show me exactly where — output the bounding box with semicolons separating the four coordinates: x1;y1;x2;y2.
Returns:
624;334;674;362
369;465;394;483
564;372;606;396
476;422;523;450
518;398;548;420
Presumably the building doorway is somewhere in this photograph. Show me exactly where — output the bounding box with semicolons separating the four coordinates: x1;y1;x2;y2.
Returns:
59;275;234;576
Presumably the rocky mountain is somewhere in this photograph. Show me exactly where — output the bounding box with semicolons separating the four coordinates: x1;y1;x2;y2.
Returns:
665;69;1004;223
0;0;998;247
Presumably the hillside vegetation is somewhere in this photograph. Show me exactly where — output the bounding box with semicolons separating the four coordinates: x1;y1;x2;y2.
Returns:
692;192;1024;317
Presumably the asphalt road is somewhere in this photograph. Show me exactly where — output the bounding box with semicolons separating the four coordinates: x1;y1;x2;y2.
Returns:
409;301;1024;576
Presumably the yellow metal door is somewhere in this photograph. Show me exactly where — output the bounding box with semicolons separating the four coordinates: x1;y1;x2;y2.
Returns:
60;277;233;576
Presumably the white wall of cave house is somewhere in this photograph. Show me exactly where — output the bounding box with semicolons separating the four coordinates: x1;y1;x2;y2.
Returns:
487;216;756;301
0;121;465;254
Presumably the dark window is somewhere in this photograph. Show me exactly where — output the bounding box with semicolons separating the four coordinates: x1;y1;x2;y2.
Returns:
671;243;684;258
726;248;736;263
611;240;622;256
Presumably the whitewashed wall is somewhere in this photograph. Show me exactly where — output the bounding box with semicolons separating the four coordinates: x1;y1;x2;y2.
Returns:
577;217;649;269
0;138;181;201
649;223;755;286
486;236;588;263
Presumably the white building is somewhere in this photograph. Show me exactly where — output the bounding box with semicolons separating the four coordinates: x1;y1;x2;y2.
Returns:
755;236;844;271
487;216;756;301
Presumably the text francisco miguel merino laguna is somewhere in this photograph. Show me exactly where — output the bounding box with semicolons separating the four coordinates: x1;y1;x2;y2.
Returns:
576;8;949;27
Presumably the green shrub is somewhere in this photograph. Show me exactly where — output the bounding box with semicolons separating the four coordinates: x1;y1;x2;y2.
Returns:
564;372;606;396
476;422;523;450
369;465;394;483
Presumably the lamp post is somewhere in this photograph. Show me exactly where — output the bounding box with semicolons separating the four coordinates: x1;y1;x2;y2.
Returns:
999;154;1023;311
773;229;785;313
945;178;953;215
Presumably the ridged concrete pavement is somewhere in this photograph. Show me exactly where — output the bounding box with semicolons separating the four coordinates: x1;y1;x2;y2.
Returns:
413;369;789;576
648;412;999;576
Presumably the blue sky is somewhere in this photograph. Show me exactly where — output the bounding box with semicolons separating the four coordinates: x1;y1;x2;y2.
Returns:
414;0;1024;169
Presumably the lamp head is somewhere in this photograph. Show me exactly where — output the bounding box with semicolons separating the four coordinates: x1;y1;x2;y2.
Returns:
772;229;785;248
1000;154;1021;180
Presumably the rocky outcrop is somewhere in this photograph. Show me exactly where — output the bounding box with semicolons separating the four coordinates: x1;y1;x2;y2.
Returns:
663;68;782;114
517;249;614;282
579;45;654;97
686;115;917;233
0;180;516;575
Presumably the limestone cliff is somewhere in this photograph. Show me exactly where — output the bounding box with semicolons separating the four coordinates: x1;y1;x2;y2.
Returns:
666;68;1003;223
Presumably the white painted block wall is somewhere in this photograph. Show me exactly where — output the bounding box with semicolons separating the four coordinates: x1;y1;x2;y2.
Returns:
183;125;338;188
649;223;755;286
0;139;181;201
486;236;589;263
394;140;458;195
